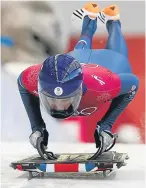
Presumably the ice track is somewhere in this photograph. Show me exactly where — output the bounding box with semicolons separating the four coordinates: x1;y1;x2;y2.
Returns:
1;142;145;188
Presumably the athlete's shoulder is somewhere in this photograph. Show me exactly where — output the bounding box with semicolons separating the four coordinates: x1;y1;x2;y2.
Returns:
118;73;139;95
82;64;121;98
82;64;121;88
21;64;42;95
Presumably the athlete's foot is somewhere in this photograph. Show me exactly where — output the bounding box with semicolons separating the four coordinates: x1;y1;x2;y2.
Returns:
98;5;120;24
82;2;100;19
71;2;100;23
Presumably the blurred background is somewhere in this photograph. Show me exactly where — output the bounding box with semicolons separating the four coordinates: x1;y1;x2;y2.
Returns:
1;1;145;144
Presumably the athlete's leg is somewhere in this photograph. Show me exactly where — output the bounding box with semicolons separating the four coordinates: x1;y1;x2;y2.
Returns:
74;16;97;49
73;3;100;50
98;5;128;57
106;20;128;57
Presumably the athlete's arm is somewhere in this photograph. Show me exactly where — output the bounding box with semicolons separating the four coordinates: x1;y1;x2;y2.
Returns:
17;73;46;132
98;73;139;132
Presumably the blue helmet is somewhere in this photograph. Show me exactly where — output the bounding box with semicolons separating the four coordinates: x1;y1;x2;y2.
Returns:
38;54;83;119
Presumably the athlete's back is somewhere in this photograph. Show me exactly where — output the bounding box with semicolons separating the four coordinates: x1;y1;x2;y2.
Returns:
68;49;132;74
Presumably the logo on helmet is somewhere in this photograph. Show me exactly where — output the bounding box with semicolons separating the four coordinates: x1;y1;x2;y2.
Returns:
54;87;63;96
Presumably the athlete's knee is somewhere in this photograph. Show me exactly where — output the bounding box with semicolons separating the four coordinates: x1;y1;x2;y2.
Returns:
75;38;91;49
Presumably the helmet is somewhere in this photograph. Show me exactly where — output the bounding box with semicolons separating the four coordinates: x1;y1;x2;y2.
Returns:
38;54;83;119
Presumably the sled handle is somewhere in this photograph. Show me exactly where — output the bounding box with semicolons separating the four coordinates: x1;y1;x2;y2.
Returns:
104;134;118;152
88;134;118;160
36;138;57;160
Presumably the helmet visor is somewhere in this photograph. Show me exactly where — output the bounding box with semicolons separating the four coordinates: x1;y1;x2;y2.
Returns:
38;84;82;118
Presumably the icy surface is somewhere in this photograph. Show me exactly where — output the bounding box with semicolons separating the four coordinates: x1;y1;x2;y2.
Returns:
1;142;145;188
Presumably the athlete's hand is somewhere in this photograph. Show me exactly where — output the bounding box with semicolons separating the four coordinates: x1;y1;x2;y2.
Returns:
94;126;116;154
29;128;49;149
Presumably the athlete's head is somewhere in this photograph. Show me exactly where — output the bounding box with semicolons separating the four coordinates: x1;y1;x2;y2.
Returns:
38;54;83;119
